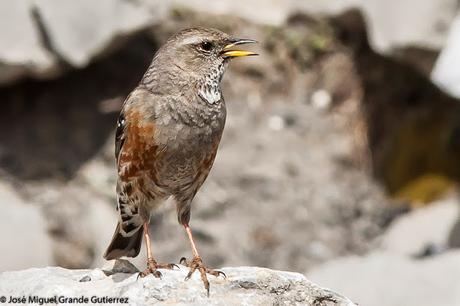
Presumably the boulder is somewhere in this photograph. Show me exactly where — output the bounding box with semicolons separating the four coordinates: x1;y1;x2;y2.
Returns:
432;15;460;98
0;0;165;85
0;0;57;84
360;0;457;54
0;183;53;271
33;0;160;67
0;263;356;306
309;251;460;306
381;196;459;256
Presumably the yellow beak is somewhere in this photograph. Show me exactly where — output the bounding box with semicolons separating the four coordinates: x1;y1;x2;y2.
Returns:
222;50;258;57
221;38;258;58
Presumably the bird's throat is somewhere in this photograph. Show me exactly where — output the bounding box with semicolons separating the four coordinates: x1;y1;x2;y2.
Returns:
198;82;221;105
198;63;226;105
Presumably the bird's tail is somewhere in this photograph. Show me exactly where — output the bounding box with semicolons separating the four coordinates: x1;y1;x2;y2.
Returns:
104;181;146;260
103;222;143;260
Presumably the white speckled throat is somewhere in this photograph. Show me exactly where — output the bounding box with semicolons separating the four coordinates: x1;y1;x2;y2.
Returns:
198;62;226;105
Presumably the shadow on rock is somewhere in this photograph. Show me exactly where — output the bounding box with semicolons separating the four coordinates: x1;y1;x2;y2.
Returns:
0;31;157;181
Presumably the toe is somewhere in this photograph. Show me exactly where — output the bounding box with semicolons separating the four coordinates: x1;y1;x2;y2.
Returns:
184;269;194;281
199;267;210;288
156;263;179;270
207;269;226;279
138;270;151;279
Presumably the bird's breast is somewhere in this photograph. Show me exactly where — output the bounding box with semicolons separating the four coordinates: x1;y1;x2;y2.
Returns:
155;107;225;191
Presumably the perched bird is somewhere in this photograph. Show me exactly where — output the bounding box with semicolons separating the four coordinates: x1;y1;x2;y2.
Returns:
103;27;257;294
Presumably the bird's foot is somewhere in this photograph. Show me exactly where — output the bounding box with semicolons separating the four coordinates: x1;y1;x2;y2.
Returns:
138;258;179;279
180;256;226;296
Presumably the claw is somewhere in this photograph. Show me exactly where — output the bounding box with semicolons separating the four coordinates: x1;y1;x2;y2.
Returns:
205;268;226;278
181;256;224;296
184;265;196;281
138;259;176;279
139;268;162;279
153;270;163;278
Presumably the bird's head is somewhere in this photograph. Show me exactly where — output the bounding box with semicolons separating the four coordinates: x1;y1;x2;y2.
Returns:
161;27;257;74
143;27;257;104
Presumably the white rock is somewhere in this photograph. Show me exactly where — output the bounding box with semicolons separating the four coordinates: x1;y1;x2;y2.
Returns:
0;265;356;306
0;184;53;271
432;15;460;98
309;251;460;306
0;0;57;84
0;0;167;84
382;196;459;255
33;0;161;67
85;196;119;269
361;0;457;54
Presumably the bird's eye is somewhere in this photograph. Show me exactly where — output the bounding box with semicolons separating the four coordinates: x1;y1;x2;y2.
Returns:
200;41;213;52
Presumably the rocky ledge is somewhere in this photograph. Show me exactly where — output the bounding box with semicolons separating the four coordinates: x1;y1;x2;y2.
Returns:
0;260;355;306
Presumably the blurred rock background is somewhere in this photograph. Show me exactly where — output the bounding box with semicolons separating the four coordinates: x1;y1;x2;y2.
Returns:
1;0;460;305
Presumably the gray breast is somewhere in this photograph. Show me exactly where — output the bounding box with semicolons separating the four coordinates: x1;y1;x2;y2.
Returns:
152;89;226;189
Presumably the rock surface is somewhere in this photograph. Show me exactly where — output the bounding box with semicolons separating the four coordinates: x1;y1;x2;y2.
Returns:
0;0;164;84
382;195;459;256
309;250;460;306
308;196;460;306
34;0;159;67
360;0;457;54
0;0;57;84
0;183;53;271
432;14;460;98
0;263;356;306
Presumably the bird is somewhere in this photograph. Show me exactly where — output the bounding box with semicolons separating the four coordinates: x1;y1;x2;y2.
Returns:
103;27;257;295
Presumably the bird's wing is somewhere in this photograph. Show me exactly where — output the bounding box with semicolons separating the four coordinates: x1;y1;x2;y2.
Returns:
115;88;159;172
105;88;159;259
113;88;162;236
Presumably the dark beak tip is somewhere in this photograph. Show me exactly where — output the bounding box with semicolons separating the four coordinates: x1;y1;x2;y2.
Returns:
231;38;258;45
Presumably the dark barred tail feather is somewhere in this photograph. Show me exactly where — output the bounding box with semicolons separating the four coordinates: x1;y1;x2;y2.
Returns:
103;223;143;260
104;182;145;260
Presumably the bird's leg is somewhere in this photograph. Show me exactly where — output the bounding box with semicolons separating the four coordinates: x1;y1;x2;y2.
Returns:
180;224;226;296
138;222;178;278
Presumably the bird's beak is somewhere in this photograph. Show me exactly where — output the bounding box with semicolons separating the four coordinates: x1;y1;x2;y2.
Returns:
221;38;258;58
